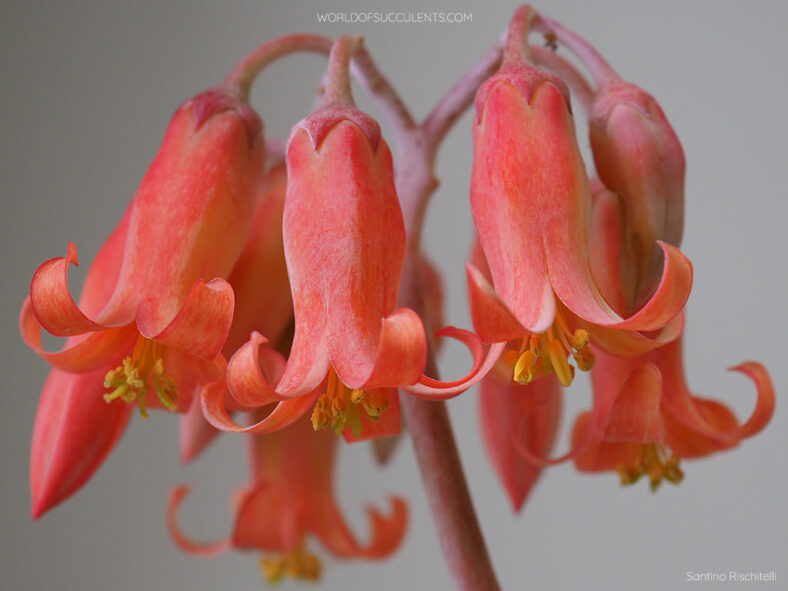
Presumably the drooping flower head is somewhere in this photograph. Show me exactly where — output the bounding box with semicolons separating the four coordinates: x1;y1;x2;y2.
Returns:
23;85;265;516
466;6;693;389
205;36;498;442
168;414;408;584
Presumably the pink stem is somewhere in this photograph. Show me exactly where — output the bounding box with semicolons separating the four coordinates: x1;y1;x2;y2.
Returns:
223;34;333;99
320;36;359;107
400;393;500;591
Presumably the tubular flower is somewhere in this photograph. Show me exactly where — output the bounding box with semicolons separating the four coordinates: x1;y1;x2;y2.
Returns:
205;42;500;441
466;7;692;388
567;183;775;489
180;160;294;463
21;86;265;417
572;339;774;491
168;414;408;585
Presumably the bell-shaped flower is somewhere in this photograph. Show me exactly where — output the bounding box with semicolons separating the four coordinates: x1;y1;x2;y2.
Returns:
205;40;498;441
168;413;407;584
21;86;265;417
568;183;773;489
571;338;774;491
466;7;692;389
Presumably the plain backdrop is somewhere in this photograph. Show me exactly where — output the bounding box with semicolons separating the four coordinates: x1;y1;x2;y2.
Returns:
1;1;785;590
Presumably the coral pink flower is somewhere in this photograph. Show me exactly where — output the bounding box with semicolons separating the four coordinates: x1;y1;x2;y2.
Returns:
168;414;407;584
21;87;265;414
204;41;498;441
24;87;264;517
569;184;774;489
466;8;692;388
571;339;774;490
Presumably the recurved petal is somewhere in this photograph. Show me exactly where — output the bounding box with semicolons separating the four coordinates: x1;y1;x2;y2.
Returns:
137;278;234;361
663;399;739;458
201;379;319;435
659;343;775;446
311;496;408;559
29;244;115;337
480;372;561;512
466;263;528;344
20;297;137;372
166;485;233;556
31;367;132;518
226;332;289;407
581;311;684;357
351;309;427;390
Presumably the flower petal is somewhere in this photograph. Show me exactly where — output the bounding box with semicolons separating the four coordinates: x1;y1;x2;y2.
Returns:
356;309;428;390
137;278;234;361
405;332;506;400
601;362;665;443
232;484;301;551
571;411;641;472
20;297;137;372
166;485;232;556
659;340;775;445
29;244;115;336
311;496;408;559
31;367;131;518
480;372;561;512
226;332;290;407
201;379;319;435
466;263;528;343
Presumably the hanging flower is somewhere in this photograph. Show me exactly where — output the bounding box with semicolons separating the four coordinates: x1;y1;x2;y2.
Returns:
168;413;408;584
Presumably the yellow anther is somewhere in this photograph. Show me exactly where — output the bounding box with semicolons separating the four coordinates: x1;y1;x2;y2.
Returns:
260;542;322;584
510;308;594;387
573;347;596;372
102;338;177;417
617;444;684;492
310;407;329;431
513;351;538;384
311;369;389;436
362;393;389;420
572;329;590;350
547;339;574;386
529;334;542;356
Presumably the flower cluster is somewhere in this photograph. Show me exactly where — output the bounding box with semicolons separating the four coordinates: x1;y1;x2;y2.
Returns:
475;7;774;509
21;4;774;586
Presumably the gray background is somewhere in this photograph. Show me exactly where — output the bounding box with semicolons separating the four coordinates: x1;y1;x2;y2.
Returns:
1;1;785;589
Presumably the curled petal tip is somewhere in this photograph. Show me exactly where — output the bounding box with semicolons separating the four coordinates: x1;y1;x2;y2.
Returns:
167;484;231;556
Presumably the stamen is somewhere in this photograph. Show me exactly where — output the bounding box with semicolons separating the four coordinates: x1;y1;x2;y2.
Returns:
616;444;684;491
259;541;322;585
503;307;595;386
310;368;388;436
103;336;178;417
